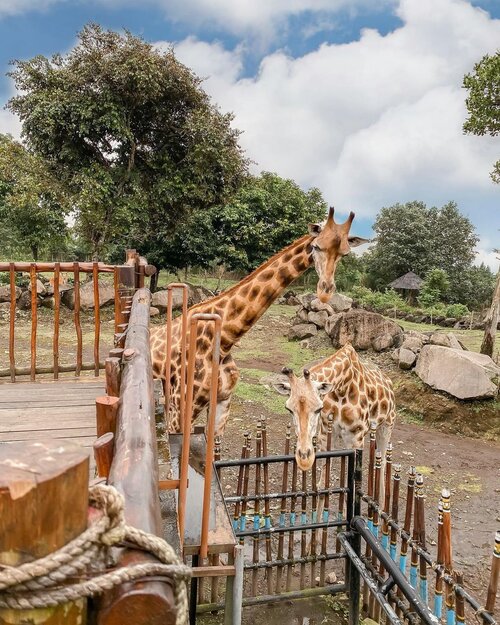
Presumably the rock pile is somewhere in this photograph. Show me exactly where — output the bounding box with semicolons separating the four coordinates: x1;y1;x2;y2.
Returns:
289;292;403;351
0;278;115;313
151;283;213;313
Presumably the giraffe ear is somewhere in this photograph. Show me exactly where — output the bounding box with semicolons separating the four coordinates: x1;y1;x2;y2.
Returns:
348;236;370;247
308;223;323;237
315;381;333;396
273;382;291;396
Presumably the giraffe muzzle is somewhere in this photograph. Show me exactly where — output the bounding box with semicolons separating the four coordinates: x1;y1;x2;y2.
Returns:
296;447;315;470
317;280;335;303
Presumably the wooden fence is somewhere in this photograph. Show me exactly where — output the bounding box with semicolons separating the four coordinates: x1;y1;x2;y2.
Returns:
0;250;155;381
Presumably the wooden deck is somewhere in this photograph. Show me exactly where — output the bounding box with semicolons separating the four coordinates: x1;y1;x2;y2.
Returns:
0;377;103;473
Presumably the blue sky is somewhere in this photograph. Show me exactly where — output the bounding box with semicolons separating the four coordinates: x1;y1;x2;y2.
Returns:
0;0;499;269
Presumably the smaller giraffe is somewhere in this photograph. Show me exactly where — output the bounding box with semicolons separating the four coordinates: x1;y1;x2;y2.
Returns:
273;343;395;472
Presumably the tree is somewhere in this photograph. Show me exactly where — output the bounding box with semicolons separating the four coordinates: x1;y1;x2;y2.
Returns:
418;268;450;308
8;24;248;258
0;134;69;260
133;172;327;275
365;201;480;305
463;51;500;182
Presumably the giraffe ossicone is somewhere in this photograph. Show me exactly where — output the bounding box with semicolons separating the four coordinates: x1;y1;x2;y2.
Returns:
150;208;369;435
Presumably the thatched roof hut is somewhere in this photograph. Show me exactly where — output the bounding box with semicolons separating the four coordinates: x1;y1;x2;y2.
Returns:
388;271;424;291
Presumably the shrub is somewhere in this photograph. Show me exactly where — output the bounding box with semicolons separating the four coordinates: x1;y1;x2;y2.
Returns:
444;303;469;318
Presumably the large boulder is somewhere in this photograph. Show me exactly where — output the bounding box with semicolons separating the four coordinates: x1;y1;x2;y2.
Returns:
329;292;353;313
415;345;500;400
372;332;395;352
288;323;317;341
152;283;213;313
325;309;403;351
400;336;424;354
0;285;22;302
28;279;46;295
62;280;115;310
310;297;334;315
308;310;329;329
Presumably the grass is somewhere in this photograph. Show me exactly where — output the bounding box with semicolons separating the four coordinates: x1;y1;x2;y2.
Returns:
397;406;424;425
233;379;285;414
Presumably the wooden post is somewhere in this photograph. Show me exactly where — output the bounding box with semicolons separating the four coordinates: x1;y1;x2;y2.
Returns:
105;357;121;398
30;263;37;382
53;262;60;379
94;433;115;479
8;263;16;383
96;396;120;437
93;262;101;377
0;440;89;624
73;263;82;377
486;530;500;614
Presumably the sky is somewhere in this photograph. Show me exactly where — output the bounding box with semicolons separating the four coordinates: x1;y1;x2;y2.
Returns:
0;0;499;270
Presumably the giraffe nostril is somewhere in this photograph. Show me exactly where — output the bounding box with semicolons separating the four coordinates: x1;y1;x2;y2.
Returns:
306;448;312;459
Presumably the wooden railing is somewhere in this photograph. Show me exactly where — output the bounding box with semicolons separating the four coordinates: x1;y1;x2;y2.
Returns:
92;287;177;624
0;250;155;381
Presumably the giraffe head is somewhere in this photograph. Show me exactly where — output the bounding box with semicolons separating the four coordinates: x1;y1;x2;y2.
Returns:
308;206;368;303
273;367;332;470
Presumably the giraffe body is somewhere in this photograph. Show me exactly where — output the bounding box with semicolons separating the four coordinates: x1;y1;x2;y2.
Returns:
150;208;369;434
274;343;395;470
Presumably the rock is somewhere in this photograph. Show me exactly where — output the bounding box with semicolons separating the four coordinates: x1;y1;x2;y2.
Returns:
150;306;160;317
310;297;334;315
398;348;417;370
0;285;22;302
391;348;400;362
415;345;500;399
447;333;463;350
0;301;10;313
287;295;301;306
442;317;457;327
325;309;403;351
40;297;55;310
404;330;430;344
152;283;213;312
330;292;353;313
308;310;329;329
372;332;395;352
429;332;451;348
17;290;32;310
299;293;316;310
61;280;115;310
28;279;46;295
296;307;309;323
400;336;424;353
288;323;317;341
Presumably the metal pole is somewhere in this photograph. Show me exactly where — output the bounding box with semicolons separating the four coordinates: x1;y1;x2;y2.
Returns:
347;449;362;625
190;554;199;625
232;544;244;625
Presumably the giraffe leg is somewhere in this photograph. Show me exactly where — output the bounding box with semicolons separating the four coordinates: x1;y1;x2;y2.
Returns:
375;419;394;508
214;355;240;437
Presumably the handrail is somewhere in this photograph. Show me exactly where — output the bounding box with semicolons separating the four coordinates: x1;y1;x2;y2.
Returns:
97;287;176;624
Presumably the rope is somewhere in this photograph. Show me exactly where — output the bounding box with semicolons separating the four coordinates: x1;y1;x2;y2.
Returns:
0;484;191;624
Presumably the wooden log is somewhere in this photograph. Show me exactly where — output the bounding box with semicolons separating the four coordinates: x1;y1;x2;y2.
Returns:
97;288;176;625
105;357;121;397
96;396;120;437
93;262;101;377
53;262;61;379
486;530;500;614
94;432;115;479
9;263;15;383
30;263;37;382
73;263;82;376
0;440;89;624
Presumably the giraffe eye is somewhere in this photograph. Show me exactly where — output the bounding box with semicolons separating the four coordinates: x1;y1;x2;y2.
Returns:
312;244;321;252
314;408;322;414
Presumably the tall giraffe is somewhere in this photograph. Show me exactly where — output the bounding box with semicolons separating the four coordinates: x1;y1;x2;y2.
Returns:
150;208;368;434
273;343;395;471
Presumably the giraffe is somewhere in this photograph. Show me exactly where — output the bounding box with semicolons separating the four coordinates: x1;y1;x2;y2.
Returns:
273;343;395;472
150;207;369;435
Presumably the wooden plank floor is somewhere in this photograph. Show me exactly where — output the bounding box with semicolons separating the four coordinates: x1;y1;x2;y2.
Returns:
0;377;104;474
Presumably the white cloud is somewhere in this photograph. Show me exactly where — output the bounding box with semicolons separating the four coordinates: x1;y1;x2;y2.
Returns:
0;109;21;138
167;0;499;271
0;0;60;17
475;242;500;272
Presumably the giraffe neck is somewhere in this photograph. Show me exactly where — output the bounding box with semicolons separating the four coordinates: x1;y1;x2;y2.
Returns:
313;343;361;384
190;235;314;353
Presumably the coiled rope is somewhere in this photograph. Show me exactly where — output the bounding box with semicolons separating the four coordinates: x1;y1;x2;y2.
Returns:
0;484;191;625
